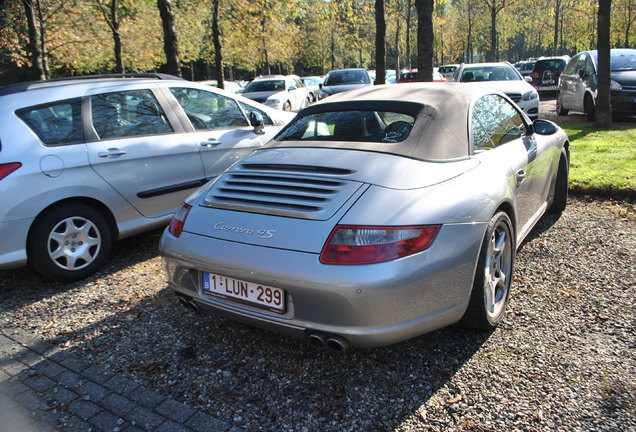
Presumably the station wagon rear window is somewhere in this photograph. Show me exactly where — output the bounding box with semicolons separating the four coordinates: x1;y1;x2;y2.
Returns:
17;98;83;145
275;110;415;143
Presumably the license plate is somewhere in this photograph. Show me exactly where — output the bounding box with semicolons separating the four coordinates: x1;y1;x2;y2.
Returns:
538;85;557;91
202;272;286;313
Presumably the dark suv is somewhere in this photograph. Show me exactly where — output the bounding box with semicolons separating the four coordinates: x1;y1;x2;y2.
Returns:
557;49;636;121
530;56;570;92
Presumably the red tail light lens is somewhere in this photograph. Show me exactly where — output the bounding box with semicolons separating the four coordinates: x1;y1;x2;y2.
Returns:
0;162;22;181
168;203;192;237
320;225;441;265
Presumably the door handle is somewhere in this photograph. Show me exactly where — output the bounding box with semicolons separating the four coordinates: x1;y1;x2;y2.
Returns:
200;139;222;147
98;148;127;158
515;169;526;186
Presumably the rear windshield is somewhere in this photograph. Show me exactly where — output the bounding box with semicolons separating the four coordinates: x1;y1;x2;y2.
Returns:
438;66;457;73
535;60;566;72
275;110;415;143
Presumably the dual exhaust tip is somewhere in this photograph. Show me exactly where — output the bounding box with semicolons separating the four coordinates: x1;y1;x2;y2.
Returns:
308;332;350;352
176;295;350;351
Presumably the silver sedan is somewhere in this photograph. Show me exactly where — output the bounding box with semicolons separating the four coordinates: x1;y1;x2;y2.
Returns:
160;83;570;349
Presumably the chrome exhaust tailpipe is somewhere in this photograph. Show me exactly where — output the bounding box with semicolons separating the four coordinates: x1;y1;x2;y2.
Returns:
177;295;201;314
326;335;350;352
307;332;327;348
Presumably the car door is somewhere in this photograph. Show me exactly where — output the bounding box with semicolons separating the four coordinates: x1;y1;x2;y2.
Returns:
85;87;207;219
472;94;549;232
560;54;584;109
166;86;278;181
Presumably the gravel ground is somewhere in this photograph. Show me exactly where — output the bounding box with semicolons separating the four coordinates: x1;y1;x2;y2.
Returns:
1;197;634;432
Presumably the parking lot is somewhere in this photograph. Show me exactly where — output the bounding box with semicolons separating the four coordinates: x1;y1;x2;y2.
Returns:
1;97;635;432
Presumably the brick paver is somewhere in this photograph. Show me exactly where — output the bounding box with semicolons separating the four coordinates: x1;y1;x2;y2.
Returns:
0;319;237;432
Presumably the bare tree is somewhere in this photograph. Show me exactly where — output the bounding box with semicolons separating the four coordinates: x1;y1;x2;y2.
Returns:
157;0;182;77
415;0;433;82
594;0;611;128
375;0;386;84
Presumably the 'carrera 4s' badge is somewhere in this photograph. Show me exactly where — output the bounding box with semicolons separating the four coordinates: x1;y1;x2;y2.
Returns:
214;222;276;239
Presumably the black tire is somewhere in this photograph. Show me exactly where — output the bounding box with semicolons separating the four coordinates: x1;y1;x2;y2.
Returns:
28;204;112;281
461;211;515;330
556;92;569;115
282;101;292;112
585;94;596;122
549;150;569;214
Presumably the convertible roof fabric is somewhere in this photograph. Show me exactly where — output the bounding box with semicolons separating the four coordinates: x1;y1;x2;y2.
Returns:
267;82;506;161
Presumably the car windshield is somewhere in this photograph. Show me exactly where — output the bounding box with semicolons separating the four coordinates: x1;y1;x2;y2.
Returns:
459;66;520;82
590;50;636;71
276;110;415;143
244;80;285;92
324;70;371;86
439;66;456;73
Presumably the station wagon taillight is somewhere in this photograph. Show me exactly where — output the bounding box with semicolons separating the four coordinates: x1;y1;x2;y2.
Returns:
0;162;21;181
320;225;441;265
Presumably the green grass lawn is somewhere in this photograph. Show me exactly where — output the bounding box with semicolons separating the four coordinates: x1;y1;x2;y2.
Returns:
562;122;636;200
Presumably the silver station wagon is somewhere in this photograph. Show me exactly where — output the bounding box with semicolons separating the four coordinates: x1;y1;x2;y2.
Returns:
0;74;292;281
160;83;570;350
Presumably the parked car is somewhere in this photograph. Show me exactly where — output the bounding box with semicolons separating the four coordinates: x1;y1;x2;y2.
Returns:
453;62;540;119
438;64;459;80
515;61;536;78
300;76;323;102
397;69;446;83
0;74;293;281
160;83;569;349
199;80;245;94
319;68;373;100
557;48;636;121
530;56;570;92
240;75;310;111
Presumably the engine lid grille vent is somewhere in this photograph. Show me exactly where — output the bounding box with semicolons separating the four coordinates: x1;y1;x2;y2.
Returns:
202;169;364;220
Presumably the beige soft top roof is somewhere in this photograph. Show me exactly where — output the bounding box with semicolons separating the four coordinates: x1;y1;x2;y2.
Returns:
267;82;505;161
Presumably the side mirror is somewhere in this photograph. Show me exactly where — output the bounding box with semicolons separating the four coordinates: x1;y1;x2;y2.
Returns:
250;111;265;135
532;119;558;136
525;76;532;83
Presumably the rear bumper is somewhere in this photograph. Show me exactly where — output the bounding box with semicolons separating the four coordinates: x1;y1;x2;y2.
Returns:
0;218;32;270
160;221;486;347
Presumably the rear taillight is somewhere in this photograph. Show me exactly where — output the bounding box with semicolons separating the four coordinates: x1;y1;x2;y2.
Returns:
168;203;192;237
530;71;539;78
320;225;441;265
0;162;21;181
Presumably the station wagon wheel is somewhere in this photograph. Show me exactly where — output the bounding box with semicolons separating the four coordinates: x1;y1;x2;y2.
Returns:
28;204;112;281
585;94;596;122
282;101;292;111
461;211;514;330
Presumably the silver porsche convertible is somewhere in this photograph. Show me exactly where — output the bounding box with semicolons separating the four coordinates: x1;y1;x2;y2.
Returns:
160;83;570;350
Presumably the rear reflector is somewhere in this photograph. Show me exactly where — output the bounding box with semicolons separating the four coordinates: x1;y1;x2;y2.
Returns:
320;225;441;264
0;162;21;181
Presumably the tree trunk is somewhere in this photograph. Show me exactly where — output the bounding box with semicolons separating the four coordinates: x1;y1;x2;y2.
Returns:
34;0;49;79
22;0;46;80
552;0;561;56
594;0;612;129
375;0;386;85
489;6;497;61
405;0;412;69
212;0;224;89
415;0;434;82
394;12;400;80
111;0;124;73
157;0;182;77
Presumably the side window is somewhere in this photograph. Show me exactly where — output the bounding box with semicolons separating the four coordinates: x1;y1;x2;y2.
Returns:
91;89;173;140
171;87;249;131
472;94;525;153
584;56;595;76
238;101;274;126
16;98;83;145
